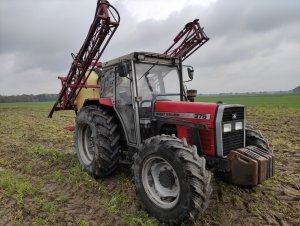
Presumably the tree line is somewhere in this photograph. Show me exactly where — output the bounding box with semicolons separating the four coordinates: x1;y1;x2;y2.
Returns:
0;94;57;103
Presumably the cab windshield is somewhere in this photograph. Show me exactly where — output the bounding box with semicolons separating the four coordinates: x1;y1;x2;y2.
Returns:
135;63;181;102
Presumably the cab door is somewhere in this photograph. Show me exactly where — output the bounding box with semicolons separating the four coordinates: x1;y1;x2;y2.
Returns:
114;66;138;145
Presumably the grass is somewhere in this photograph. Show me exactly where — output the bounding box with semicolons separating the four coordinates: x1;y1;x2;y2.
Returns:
75;219;90;226
0;170;63;225
0;170;38;206
101;191;157;226
0;101;54;109
195;93;300;108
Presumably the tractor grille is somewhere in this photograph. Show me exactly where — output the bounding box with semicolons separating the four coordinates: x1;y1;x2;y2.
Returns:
222;130;244;155
222;106;245;156
222;107;244;121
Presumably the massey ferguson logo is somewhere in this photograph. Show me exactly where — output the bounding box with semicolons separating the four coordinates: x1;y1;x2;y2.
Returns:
232;113;237;120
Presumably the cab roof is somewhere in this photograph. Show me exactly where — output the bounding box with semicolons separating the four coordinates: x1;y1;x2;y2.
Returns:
102;52;179;68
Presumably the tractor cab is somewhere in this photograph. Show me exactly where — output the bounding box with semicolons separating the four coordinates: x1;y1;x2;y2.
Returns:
99;52;186;145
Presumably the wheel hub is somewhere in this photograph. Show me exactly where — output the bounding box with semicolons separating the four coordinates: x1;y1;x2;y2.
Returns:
142;156;180;209
159;169;175;188
78;123;95;165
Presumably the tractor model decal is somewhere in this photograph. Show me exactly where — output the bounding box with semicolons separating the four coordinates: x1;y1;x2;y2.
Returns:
155;112;211;120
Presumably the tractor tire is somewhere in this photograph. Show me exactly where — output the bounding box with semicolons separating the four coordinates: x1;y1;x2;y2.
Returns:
132;135;212;225
75;106;120;178
246;126;272;153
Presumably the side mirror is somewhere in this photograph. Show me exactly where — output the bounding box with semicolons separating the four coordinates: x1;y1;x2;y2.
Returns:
187;67;194;80
118;62;129;77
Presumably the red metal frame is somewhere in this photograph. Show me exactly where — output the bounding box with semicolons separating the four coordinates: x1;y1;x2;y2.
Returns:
48;0;120;117
164;19;209;61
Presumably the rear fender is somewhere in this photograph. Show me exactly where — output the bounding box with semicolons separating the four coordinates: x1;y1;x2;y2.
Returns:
83;98;113;108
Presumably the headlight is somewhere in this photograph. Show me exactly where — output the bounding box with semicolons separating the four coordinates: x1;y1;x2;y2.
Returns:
235;122;243;130
223;123;232;133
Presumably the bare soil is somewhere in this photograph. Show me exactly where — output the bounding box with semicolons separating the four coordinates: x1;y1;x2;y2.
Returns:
0;104;299;226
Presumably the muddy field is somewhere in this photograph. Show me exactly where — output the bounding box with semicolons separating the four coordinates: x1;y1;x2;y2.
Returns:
0;102;299;226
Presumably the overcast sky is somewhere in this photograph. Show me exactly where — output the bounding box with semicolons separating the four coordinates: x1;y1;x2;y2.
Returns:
0;0;299;95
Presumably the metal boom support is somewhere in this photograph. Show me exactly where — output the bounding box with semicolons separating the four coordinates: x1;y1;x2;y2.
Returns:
48;0;120;118
164;19;209;61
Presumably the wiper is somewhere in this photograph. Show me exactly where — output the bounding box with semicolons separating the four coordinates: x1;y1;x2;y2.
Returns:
138;63;156;81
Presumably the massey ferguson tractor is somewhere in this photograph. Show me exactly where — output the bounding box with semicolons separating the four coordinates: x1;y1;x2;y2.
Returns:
49;1;274;224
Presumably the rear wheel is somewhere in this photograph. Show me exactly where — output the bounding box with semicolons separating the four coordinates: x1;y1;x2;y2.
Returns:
75;106;120;178
132;135;212;225
246;126;272;153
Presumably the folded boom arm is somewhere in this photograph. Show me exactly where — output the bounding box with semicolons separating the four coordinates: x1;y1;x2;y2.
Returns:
48;0;120;118
164;19;209;61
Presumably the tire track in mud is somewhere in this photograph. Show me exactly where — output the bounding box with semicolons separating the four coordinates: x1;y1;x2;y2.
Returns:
40;182;123;226
0;149;129;226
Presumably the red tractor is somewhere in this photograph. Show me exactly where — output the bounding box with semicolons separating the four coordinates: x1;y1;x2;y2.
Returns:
49;1;274;224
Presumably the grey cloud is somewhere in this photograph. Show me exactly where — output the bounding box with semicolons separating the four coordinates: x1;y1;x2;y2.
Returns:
205;0;300;37
0;0;299;95
0;0;95;72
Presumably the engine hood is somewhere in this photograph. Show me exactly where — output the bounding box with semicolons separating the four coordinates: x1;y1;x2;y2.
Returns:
154;101;218;126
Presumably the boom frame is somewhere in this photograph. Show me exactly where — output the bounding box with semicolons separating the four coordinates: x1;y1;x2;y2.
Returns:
48;0;120;118
164;19;209;61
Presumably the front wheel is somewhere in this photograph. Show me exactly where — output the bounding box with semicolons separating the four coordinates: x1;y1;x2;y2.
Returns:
132;135;212;225
246;126;272;153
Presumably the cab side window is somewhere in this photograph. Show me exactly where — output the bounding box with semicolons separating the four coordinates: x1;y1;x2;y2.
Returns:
100;67;114;98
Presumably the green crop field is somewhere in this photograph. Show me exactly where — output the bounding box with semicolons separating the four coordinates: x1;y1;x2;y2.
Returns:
0;101;53;109
0;95;300;225
195;93;300;108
